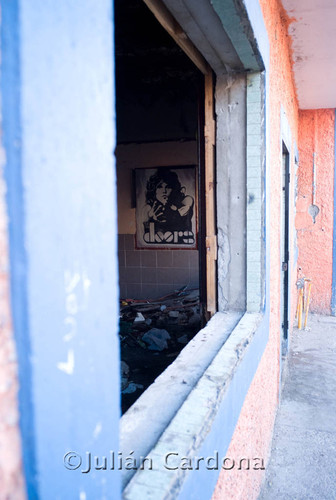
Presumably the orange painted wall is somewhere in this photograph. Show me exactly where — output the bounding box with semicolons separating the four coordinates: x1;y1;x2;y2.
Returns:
213;0;300;498
296;110;335;313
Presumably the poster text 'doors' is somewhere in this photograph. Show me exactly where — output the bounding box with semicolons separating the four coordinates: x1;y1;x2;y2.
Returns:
135;165;197;249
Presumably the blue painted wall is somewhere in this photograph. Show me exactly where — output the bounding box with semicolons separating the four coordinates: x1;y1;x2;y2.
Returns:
1;0;121;497
1;1;37;495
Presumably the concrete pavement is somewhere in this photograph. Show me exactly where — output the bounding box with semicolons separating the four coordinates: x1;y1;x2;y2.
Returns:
259;314;336;500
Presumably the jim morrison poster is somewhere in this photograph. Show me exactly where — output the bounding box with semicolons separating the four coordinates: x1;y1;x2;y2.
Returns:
135;166;197;249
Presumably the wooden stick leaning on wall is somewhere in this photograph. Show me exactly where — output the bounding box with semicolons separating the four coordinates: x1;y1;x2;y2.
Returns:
304;279;312;328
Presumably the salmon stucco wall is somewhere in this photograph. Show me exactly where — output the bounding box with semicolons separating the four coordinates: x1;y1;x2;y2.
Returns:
213;0;299;498
0;157;26;498
296;110;335;314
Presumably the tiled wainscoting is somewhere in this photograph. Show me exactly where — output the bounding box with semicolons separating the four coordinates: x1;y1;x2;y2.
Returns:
118;234;199;299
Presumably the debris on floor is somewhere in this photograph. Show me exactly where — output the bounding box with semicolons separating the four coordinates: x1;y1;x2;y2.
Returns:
119;286;202;413
122;382;144;395
120;361;130;391
142;328;170;351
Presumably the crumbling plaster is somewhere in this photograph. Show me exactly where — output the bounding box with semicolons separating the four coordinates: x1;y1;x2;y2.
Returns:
216;74;247;312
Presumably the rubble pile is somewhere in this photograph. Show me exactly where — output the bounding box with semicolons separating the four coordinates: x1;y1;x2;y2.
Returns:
119;287;201;413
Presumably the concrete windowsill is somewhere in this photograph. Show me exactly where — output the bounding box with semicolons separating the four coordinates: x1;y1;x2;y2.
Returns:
120;311;263;496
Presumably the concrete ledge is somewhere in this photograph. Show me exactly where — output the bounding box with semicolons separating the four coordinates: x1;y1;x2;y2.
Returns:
122;311;263;498
120;311;242;488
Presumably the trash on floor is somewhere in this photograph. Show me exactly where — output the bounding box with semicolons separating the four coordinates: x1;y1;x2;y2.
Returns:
142;328;170;351
122;382;144;395
119;286;202;413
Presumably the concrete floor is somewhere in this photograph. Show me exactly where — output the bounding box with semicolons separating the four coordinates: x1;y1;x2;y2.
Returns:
259;314;336;500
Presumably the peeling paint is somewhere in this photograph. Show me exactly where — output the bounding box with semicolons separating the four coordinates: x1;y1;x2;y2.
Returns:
57;350;75;375
93;422;102;439
63;317;77;342
217;227;230;309
64;271;81;294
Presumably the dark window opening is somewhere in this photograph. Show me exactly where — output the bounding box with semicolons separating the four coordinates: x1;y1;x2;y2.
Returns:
114;0;205;413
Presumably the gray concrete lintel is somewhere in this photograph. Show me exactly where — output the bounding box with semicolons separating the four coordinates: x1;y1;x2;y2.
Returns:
162;0;263;74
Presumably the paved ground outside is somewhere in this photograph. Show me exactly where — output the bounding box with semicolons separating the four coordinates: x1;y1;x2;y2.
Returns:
259;314;336;500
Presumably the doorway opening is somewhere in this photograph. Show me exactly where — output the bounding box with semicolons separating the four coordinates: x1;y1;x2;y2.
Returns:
114;0;207;413
281;143;290;356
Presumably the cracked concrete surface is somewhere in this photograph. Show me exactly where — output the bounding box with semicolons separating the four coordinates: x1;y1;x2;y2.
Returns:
259;314;336;500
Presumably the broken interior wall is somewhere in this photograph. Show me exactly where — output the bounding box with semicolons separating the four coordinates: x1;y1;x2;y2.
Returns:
213;0;300;497
116;141;199;299
296;109;335;314
0;159;26;498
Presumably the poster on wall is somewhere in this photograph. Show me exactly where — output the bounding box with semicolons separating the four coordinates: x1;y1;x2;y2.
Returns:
135;166;197;249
